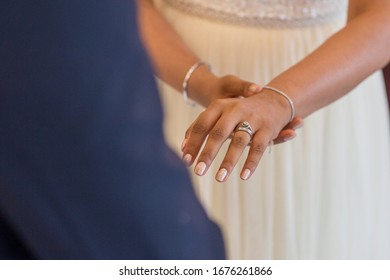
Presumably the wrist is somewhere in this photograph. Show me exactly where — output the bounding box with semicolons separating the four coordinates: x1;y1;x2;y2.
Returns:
185;64;218;106
182;62;209;106
259;87;294;126
262;86;295;123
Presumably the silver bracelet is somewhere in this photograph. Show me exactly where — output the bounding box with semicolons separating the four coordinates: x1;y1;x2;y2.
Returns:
263;85;295;122
182;61;210;106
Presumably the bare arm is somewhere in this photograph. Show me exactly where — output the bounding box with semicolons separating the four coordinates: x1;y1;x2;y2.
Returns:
268;0;390;120
136;0;203;91
136;0;259;106
182;0;390;181
136;0;302;143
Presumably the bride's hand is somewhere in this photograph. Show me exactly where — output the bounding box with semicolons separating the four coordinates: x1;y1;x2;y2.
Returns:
191;73;303;147
192;74;262;107
181;89;300;182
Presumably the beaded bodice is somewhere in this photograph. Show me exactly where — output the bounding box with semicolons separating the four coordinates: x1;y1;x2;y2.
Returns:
163;0;348;27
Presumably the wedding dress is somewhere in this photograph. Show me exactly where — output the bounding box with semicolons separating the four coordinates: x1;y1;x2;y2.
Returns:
154;0;390;259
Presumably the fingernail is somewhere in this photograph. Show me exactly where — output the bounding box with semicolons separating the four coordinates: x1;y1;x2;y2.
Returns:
181;138;188;151
292;122;303;130
282;135;295;142
241;169;251;180
216;168;228;182
194;162;207;176
182;154;192;166
249;84;261;93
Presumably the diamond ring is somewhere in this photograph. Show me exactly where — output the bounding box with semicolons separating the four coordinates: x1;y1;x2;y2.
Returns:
235;121;254;138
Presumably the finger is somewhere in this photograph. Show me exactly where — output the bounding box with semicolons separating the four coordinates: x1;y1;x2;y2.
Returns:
246;83;262;96
273;117;303;144
215;129;252;182
286;117;304;130
181;116;214;167
181;120;195;152
182;102;225;166
273;130;296;145
240;130;273;180
221;75;261;98
193;115;240;176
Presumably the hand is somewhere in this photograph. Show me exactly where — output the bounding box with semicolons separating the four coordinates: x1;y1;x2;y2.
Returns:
192;74;262;107
183;116;303;148
181;90;302;182
273;117;303;145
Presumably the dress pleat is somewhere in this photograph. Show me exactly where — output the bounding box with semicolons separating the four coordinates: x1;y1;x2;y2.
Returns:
155;0;390;259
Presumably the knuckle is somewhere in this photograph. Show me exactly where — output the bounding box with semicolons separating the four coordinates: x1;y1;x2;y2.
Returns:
192;121;208;135
208;99;225;110
231;135;247;148
215;98;228;106
228;102;246;115
247;111;260;122
208;126;227;141
251;142;266;155
185;141;197;152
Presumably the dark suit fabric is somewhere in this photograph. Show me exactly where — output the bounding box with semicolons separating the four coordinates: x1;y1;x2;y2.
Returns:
0;0;225;259
384;64;390;108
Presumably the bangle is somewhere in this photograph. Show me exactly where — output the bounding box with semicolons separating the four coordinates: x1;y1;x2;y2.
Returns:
182;61;210;106
263;85;295;122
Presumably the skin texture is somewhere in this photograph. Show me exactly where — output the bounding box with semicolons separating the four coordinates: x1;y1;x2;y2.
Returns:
138;0;390;182
136;0;303;144
186;0;390;182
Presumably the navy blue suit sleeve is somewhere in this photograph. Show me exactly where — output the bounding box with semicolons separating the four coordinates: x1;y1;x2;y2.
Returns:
0;0;225;259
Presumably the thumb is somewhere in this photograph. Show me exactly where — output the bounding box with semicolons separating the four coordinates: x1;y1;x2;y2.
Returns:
220;75;262;98
246;83;262;96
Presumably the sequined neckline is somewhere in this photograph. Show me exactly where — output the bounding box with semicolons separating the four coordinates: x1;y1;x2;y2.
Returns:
163;0;348;28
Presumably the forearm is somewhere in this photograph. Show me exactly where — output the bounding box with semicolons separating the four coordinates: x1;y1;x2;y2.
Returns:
136;0;215;102
266;0;390;119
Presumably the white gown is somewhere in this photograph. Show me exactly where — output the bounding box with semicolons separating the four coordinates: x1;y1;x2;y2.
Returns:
154;0;390;259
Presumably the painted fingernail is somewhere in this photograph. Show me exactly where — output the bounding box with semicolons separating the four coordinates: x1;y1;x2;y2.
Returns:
181;138;188;151
195;162;207;176
241;169;251;180
249;84;261;93
216;168;228;182
182;154;192;166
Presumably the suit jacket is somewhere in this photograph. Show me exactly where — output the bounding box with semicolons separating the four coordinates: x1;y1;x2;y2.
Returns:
0;0;225;259
383;64;390;108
